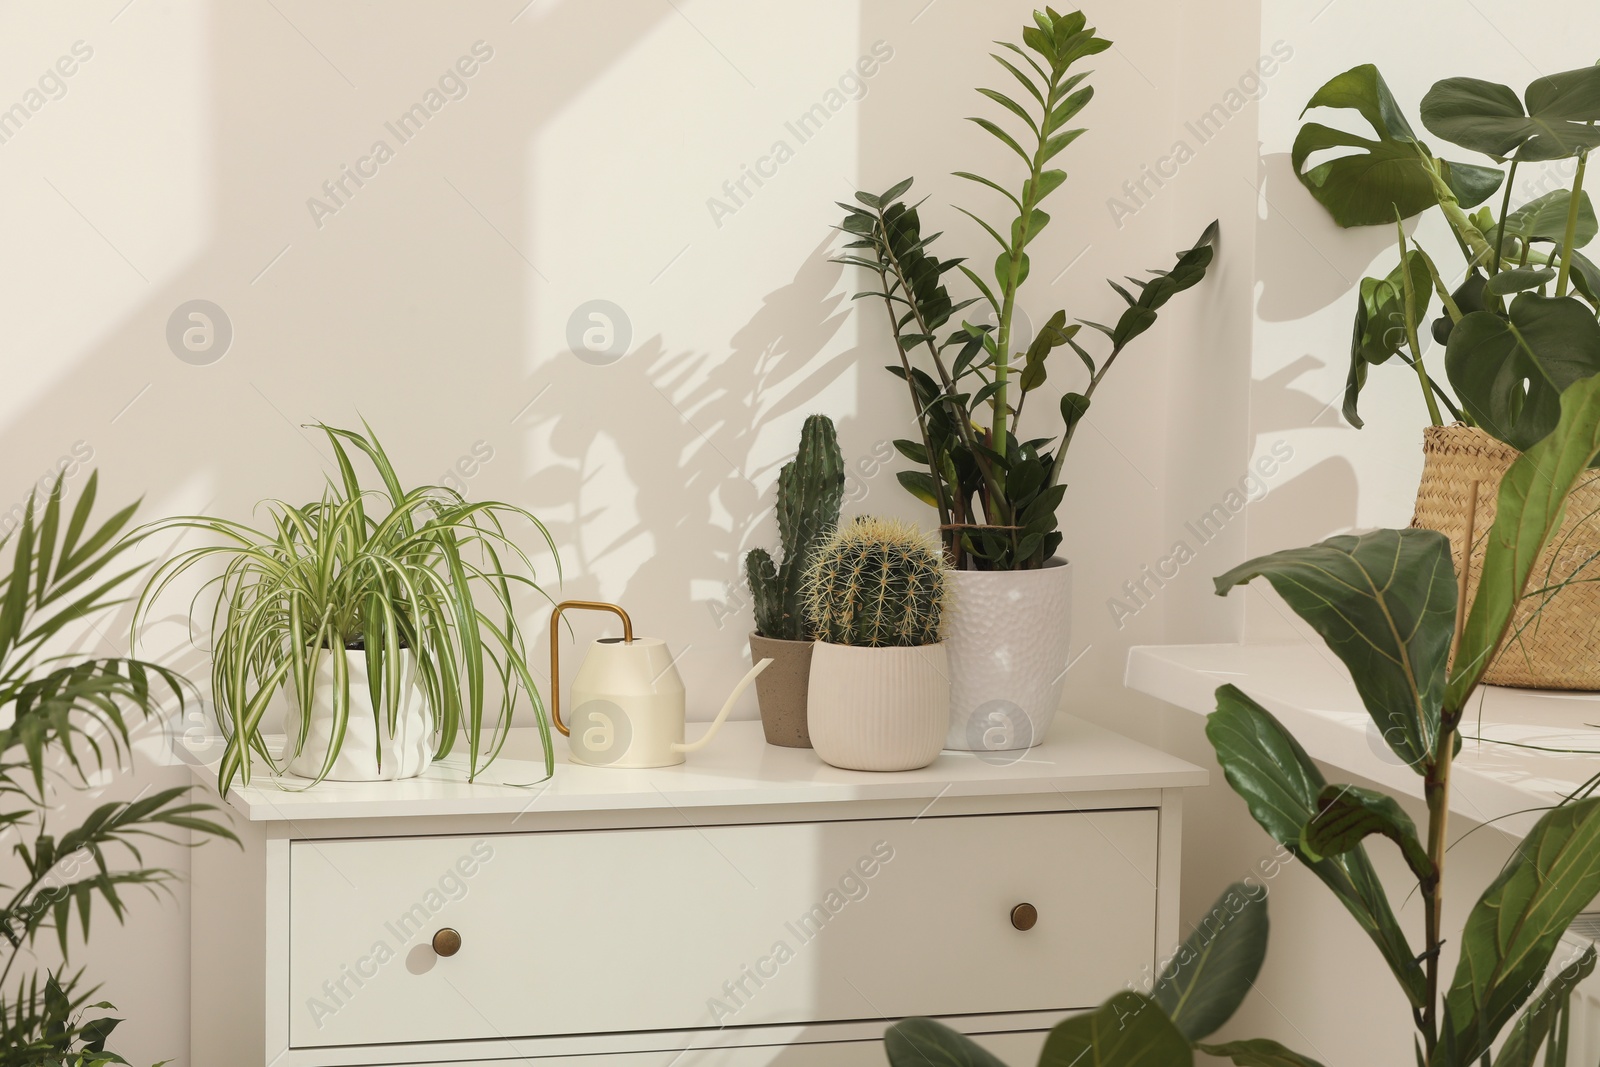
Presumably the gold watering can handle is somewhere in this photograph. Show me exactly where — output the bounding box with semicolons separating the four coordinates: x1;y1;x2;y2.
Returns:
549;600;634;737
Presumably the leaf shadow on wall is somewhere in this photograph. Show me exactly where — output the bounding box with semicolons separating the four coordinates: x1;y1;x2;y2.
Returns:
1253;153;1407;324
526;234;853;711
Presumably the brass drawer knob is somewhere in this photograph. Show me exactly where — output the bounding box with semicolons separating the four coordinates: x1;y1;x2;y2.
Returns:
432;928;462;957
1010;903;1038;931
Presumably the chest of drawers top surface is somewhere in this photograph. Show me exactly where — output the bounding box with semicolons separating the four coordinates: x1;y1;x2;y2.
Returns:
177;717;1205;823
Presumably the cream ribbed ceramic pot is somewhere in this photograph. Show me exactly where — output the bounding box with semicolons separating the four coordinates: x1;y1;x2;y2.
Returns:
806;642;949;772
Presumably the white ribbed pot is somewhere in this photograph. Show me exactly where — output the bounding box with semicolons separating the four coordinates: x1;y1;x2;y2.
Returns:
944;559;1072;751
282;650;433;781
806;642;949;772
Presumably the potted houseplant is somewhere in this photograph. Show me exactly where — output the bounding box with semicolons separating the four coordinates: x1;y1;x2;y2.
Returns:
802;517;950;771
0;472;235;1065
133;422;560;791
744;413;845;747
1295;61;1600;687
836;7;1217;752
877;365;1600;1067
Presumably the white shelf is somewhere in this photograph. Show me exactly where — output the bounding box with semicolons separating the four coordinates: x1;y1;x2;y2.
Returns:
176;716;1207;823
1127;642;1600;836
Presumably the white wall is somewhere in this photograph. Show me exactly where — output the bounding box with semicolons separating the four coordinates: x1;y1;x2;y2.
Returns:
0;1;1198;1063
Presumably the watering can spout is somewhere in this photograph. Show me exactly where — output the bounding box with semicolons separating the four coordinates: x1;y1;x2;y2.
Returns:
672;658;773;754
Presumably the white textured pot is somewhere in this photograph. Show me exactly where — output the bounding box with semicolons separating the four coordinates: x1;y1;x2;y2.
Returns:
282;650;433;781
806;642;949;772
944;559;1072;751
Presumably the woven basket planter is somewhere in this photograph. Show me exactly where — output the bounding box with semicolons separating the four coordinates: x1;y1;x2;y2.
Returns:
1412;424;1600;690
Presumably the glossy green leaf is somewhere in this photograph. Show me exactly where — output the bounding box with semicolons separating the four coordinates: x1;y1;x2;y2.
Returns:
1444;294;1600;453
1492;943;1596;1067
1422;69;1600;162
1151;881;1269;1041
1302;784;1433;882
1198;1039;1329;1067
1484;267;1558;296
1448;370;1600;707
1345;251;1434;428
1440;798;1600;1066
1038;992;1192;1067
1296;65;1503;227
1213;529;1458;772
1019;310;1077;392
1207;686;1426;1005
1491;190;1598;251
884;1017;1010;1067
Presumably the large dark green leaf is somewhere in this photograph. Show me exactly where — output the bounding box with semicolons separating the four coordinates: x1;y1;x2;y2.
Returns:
1491;943;1595;1067
1295;65;1503;227
1213;529;1457;771
884;1018;1011;1067
1439;798;1600;1066
1038;992;1192;1067
1207;686;1426;1006
1198;1039;1329;1067
1151;881;1268;1041
1421;72;1600;161
1302;784;1432;882
1448;370;1600;707
1489;189;1598;252
1444;294;1600;453
1345;251;1433;427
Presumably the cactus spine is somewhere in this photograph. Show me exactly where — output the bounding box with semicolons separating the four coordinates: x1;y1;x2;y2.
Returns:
746;414;845;640
803;517;950;647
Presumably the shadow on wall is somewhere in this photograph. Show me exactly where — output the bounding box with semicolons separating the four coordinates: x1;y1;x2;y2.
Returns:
1252;153;1400;324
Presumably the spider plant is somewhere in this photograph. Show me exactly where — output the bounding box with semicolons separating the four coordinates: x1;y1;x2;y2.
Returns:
131;423;560;793
0;471;235;1066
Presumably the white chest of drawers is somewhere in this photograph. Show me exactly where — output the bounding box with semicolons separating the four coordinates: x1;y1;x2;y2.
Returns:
185;718;1203;1067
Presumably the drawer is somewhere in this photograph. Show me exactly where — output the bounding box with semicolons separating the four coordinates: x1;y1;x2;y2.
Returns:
387;1030;1048;1066
287;810;1157;1048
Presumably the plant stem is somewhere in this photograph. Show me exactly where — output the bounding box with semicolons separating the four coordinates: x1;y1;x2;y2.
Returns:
1491;160;1519;275
1396;217;1444;427
871;268;952;535
1427;159;1494;266
1557;150;1589;298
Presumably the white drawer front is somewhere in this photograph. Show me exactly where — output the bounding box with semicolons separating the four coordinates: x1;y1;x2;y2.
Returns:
288;810;1157;1048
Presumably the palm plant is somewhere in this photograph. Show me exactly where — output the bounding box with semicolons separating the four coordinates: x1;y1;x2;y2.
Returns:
132;423;560;792
837;8;1217;570
0;472;235;1066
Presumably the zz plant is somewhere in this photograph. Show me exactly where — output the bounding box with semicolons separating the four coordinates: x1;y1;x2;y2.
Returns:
0;473;235;1065
837;7;1217;570
1297;62;1600;449
133;423;560;792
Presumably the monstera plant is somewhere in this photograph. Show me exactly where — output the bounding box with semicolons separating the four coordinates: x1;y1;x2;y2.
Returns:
1295;62;1600;445
881;372;1600;1066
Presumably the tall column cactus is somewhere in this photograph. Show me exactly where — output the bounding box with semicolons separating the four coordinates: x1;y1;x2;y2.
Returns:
802;517;949;647
745;414;845;640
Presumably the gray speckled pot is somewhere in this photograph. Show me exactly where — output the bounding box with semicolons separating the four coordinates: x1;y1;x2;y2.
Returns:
749;633;814;748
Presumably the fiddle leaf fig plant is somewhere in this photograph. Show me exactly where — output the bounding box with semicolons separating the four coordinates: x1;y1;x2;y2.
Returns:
1296;61;1600;451
879;370;1600;1067
1201;370;1600;1067
836;7;1217;570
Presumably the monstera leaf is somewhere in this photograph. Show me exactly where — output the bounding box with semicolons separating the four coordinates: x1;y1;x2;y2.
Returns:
1294;65;1503;228
1213;529;1458;771
1345;251;1433;427
1444;294;1600;453
1421;68;1600;162
1486;189;1598;255
884;1018;1010;1067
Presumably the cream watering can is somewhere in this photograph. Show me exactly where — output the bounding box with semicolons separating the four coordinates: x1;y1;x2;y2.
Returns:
550;601;771;768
